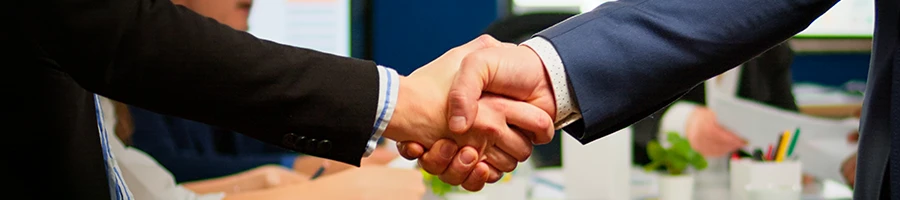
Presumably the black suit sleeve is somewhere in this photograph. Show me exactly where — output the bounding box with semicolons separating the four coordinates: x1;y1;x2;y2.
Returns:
19;0;377;165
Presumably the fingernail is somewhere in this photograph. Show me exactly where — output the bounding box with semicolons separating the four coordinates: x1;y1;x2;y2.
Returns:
459;149;477;165
450;116;466;132
440;143;456;159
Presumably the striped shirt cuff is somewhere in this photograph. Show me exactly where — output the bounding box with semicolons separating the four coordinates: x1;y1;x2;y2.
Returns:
365;65;399;157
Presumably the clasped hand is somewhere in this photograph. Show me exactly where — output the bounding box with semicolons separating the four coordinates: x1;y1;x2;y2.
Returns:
381;35;555;191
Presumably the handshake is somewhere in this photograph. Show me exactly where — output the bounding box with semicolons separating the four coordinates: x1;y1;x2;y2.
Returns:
380;35;560;191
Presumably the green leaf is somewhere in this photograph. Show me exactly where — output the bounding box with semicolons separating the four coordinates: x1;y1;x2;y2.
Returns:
647;141;666;161
667;153;688;175
688;151;708;170
666;132;684;144
671;140;692;157
644;160;663;172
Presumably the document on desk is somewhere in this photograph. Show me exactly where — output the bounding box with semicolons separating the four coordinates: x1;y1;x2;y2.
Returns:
705;68;858;183
248;0;350;56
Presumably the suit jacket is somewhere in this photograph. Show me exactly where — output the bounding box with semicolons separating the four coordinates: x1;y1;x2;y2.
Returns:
128;106;298;183
6;0;380;199
631;43;799;165
533;0;897;198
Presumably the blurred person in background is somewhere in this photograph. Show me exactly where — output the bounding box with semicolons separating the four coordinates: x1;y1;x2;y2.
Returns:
122;0;396;183
100;97;426;200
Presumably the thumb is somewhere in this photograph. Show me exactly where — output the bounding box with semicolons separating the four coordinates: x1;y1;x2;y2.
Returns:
448;49;497;133
446;35;503;134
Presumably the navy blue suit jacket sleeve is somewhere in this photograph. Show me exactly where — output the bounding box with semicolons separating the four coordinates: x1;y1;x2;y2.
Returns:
534;0;836;143
129;106;295;183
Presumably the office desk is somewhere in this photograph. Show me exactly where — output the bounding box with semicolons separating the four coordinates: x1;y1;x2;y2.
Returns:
529;162;853;200
419;161;854;200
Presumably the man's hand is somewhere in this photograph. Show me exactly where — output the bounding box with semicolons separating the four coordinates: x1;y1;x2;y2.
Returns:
395;44;557;191
383;35;553;191
841;153;857;188
446;45;556;140
685;107;747;157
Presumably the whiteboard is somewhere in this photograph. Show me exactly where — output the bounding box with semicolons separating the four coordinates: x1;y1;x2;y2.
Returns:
248;0;351;56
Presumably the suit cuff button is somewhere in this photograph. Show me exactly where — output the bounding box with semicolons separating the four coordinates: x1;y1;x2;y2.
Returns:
282;133;298;148
292;135;307;150
305;138;318;152
316;140;332;154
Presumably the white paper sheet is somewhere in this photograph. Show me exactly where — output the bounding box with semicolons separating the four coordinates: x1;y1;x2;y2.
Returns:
705;67;858;183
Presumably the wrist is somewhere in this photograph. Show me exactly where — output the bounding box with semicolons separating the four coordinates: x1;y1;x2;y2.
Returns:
383;76;409;141
384;76;444;147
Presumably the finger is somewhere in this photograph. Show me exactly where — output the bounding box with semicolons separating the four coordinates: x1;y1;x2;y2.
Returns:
696;132;729;157
491;95;555;144
448;50;496;134
418;140;458;175
438;147;479;185
484;146;519;172
847;132;859;143
486;164;503;183
471;118;533;162
397;141;425;160
452;34;503;53
461;162;492;191
717;128;746;149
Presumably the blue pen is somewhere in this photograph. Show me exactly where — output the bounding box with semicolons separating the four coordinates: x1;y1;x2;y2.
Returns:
310;163;328;180
310;166;325;180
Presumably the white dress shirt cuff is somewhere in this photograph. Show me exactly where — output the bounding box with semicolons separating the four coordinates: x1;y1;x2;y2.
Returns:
366;65;399;157
658;101;699;142
521;37;582;130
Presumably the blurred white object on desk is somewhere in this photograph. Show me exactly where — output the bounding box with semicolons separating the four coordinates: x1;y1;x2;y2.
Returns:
562;127;632;199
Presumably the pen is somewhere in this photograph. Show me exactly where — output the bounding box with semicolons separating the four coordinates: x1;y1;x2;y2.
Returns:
786;128;801;157
766;144;774;161
752;149;764;161
775;130;791;162
310;162;329;180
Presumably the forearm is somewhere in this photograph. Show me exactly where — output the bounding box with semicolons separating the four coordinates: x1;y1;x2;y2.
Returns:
182;167;312;195
182;175;243;195
537;0;836;141
26;0;382;164
221;184;313;200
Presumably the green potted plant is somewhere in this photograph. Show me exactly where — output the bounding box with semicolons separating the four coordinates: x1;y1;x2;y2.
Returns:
420;159;531;200
420;169;482;200
644;132;708;200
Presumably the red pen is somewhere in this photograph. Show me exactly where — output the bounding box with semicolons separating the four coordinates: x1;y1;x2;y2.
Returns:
766;144;775;161
731;152;740;160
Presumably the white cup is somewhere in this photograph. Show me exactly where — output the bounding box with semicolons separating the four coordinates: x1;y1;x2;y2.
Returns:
730;159;801;200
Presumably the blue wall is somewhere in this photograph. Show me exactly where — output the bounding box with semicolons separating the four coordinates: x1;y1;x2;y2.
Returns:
372;1;503;75
791;53;870;87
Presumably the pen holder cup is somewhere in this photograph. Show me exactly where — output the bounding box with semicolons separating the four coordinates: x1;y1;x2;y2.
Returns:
729;159;801;200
